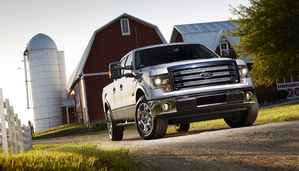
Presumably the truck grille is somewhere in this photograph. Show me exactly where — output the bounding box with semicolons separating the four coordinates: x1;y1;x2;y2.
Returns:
171;63;239;90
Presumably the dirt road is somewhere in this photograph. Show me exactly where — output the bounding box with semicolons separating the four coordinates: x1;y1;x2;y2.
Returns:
117;121;299;171
33;121;299;170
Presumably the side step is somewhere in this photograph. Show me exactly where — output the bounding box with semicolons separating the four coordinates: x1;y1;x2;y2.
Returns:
116;121;135;127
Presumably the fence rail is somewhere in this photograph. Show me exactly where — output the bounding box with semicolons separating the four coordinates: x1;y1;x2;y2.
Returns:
277;81;299;99
0;88;32;155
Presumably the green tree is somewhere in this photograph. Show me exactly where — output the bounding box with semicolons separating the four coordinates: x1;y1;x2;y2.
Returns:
227;0;299;86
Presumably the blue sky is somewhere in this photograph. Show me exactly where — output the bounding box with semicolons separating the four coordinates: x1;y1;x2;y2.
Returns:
0;0;250;123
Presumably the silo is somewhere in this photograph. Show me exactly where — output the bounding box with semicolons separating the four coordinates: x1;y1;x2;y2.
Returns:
24;33;66;132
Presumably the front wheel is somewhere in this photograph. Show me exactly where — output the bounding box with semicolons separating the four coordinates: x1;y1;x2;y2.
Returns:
105;106;123;141
224;99;258;128
135;96;168;140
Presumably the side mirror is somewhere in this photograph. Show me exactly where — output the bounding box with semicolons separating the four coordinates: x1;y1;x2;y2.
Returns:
109;62;122;79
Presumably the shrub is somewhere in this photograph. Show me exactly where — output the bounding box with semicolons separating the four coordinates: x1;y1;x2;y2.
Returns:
256;90;288;103
90;123;107;132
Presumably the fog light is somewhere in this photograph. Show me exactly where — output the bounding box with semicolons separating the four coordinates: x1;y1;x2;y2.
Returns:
162;102;171;111
246;91;253;100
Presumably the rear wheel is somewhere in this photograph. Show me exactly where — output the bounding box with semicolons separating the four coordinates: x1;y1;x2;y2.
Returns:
135;96;168;140
105;106;123;141
174;123;190;132
224;99;258;128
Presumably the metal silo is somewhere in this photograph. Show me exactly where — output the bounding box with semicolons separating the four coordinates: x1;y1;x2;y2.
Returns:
24;33;66;132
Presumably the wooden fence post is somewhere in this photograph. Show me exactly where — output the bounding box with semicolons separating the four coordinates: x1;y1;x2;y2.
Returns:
22;124;32;152
16;114;24;153
10;107;18;154
0;88;8;155
5;99;14;154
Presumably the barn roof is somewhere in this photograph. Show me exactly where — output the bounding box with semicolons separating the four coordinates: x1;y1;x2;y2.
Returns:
170;20;239;51
67;13;167;91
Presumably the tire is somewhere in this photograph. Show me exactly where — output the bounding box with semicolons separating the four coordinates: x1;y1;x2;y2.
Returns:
174;123;190;132
224;99;258;128
135;96;168;140
105;106;123;141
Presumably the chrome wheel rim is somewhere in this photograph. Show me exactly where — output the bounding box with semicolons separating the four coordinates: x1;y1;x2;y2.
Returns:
137;102;153;135
106;110;113;139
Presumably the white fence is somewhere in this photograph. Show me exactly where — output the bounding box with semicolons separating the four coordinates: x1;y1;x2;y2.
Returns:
277;82;299;99
0;88;32;155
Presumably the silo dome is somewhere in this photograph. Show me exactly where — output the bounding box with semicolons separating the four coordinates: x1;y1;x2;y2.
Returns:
27;33;57;51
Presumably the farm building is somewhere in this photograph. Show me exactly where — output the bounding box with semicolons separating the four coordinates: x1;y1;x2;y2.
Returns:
170;20;239;59
67;13;166;126
169;20;299;99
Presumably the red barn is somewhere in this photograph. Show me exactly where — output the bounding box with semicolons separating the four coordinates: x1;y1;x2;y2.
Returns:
67;13;166;126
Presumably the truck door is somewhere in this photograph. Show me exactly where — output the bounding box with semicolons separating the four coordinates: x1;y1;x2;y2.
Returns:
112;58;127;120
120;54;135;120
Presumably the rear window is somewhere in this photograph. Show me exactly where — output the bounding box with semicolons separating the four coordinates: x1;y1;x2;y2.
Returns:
135;44;219;69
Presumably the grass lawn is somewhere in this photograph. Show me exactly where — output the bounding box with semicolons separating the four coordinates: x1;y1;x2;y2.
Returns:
33;122;87;137
1;102;299;171
0;142;139;171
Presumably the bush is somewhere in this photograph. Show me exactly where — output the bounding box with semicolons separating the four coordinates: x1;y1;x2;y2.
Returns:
90;123;107;132
256;90;288;103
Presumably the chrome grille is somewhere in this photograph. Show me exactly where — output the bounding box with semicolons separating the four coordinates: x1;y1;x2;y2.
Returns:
172;63;238;90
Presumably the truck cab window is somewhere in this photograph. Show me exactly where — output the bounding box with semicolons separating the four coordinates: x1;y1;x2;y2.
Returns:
124;54;132;74
120;57;127;75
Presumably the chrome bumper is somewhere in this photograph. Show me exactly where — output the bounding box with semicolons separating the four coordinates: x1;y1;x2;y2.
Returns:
148;88;257;117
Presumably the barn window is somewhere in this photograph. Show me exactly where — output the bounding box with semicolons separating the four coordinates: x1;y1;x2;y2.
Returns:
120;18;130;36
220;42;228;56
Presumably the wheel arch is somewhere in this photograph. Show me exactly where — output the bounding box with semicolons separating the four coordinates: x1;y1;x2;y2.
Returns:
104;102;109;113
136;88;146;102
103;93;109;112
103;100;110;122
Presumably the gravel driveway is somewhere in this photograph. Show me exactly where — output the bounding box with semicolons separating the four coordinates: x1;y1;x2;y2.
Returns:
117;121;299;171
33;121;299;171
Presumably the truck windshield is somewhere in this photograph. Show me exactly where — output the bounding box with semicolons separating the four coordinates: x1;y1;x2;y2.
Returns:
135;44;219;69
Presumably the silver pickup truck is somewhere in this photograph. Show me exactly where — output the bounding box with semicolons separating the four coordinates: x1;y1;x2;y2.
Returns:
102;43;258;141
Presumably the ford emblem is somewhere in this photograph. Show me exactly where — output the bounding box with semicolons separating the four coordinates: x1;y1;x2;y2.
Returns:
200;72;213;78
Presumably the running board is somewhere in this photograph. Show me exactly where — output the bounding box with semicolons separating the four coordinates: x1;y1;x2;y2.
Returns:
116;121;136;127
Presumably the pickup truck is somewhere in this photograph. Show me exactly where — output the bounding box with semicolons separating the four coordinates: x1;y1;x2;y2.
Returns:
102;43;258;141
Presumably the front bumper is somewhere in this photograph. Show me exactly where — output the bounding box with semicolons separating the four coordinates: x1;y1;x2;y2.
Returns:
148;88;257;124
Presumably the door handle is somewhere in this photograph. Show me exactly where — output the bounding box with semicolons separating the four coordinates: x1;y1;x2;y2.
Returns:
113;87;116;93
120;84;123;91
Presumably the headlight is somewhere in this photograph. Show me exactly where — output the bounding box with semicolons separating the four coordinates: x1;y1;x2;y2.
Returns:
149;74;172;92
238;65;249;83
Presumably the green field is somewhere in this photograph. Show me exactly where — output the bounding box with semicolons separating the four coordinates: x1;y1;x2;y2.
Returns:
1;102;299;171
